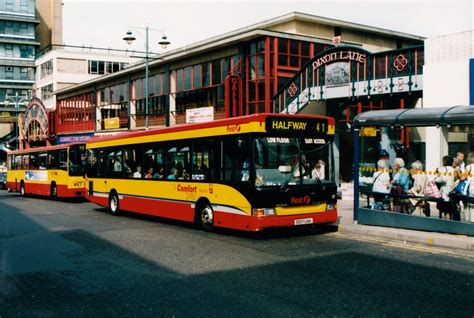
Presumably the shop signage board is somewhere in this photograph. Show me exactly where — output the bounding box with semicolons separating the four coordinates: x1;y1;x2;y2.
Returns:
104;117;120;129
186;107;214;124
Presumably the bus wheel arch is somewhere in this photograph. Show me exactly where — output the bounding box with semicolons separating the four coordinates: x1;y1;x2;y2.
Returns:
50;182;57;200
20;180;25;196
195;198;214;231
108;190;121;215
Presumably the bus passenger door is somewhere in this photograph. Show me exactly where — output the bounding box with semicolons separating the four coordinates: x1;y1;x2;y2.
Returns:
88;149;108;197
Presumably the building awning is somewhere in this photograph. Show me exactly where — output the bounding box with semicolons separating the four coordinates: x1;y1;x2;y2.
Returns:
353;106;474;127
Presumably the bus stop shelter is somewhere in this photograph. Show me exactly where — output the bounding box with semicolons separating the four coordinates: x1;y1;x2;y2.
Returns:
353;106;474;236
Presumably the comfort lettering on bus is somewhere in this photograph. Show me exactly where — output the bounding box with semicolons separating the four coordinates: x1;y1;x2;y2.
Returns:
177;184;197;193
271;120;307;130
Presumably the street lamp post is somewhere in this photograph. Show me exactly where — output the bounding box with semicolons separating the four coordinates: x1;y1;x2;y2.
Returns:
5;92;28;149
123;26;170;129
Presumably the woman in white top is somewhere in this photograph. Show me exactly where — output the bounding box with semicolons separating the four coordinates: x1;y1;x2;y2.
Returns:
372;160;390;193
372;160;390;209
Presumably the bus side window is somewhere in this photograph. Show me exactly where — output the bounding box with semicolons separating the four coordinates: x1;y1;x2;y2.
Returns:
123;146;140;178
48;150;60;169
143;143;164;180
192;139;219;181
38;152;47;170
106;148;124;178
8;155;13;170
59;149;67;171
15;155;21;170
22;155;29;170
222;136;249;183
165;143;190;180
97;150;107;177
30;154;38;170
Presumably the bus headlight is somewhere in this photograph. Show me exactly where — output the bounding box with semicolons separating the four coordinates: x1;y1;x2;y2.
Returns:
327;203;336;210
252;208;275;216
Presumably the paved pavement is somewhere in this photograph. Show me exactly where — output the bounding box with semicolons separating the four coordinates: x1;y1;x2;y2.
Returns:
336;199;474;251
1;191;474;317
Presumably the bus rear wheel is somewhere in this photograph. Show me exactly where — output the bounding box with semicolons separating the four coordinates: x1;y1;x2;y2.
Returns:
108;191;120;215
196;203;214;232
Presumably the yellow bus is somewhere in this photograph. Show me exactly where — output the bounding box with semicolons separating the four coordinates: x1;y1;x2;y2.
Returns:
7;143;87;198
85;114;338;231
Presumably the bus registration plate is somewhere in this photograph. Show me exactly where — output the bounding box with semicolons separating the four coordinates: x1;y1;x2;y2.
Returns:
294;218;313;226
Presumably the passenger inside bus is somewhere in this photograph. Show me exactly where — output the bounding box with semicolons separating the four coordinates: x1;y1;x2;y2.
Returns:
167;167;178;180
153;166;164;179
180;169;190;180
113;156;122;172
133;166;142;178
145;168;154;179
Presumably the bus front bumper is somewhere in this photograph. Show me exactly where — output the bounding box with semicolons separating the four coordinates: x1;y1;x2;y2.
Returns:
247;209;337;231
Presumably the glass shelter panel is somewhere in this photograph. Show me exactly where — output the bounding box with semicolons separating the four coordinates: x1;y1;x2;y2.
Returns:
356;124;474;236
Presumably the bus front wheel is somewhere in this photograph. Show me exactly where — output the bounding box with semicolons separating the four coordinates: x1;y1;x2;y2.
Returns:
196;203;214;232
108;191;120;215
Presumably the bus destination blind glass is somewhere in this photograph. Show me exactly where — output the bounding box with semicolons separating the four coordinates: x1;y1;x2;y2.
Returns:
265;116;329;136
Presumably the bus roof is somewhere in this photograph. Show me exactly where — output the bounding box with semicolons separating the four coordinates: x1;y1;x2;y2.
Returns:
88;113;335;146
7;143;84;155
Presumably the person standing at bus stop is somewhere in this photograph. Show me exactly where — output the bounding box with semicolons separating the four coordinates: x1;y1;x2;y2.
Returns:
456;152;465;173
436;155;456;219
379;149;392;181
372;159;391;210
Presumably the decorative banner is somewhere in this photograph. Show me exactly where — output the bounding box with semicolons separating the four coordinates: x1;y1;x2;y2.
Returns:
397;78;405;91
104;117;120;129
332;35;342;47
287;83;298;98
393;54;408;72
224;75;243;117
186;106;214;124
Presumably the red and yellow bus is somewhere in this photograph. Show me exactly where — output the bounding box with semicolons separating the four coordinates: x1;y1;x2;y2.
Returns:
85;113;338;231
7;143;87;198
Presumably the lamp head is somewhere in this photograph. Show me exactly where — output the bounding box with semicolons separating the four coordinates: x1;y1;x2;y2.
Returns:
123;31;136;45
158;35;170;49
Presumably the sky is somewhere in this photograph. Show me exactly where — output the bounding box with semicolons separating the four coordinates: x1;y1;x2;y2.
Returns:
62;0;473;54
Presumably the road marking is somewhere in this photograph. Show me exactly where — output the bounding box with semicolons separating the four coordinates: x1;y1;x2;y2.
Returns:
327;232;474;261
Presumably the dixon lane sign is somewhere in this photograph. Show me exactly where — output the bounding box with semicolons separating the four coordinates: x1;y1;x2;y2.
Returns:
312;51;366;70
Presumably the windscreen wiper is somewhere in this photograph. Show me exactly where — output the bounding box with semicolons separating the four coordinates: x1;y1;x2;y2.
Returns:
280;162;299;191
